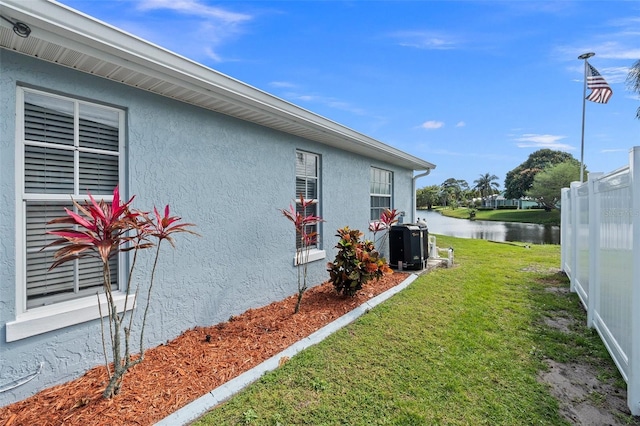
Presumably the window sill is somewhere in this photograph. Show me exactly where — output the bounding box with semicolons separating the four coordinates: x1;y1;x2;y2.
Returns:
293;249;326;266
6;292;135;342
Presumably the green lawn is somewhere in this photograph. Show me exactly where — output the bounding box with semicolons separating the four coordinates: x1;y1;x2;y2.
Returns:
193;236;625;426
436;207;561;226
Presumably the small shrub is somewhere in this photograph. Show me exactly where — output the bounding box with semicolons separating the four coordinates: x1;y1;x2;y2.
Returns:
327;227;392;296
45;186;198;398
368;208;400;258
280;194;324;314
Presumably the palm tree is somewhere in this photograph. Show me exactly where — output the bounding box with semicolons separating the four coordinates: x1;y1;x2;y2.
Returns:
627;59;640;119
416;185;440;209
440;178;469;208
473;173;500;204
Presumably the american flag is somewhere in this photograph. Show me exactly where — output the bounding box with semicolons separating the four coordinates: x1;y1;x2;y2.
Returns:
586;62;612;104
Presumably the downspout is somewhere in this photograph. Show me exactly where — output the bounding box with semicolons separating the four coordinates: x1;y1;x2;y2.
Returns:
412;169;432;223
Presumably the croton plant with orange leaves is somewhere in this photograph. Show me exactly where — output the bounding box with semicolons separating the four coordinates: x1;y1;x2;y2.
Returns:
327;226;392;297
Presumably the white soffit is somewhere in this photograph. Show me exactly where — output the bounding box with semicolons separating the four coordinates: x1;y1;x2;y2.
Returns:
0;0;436;172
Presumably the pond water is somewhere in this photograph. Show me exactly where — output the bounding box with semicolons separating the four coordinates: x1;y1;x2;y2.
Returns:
415;209;560;245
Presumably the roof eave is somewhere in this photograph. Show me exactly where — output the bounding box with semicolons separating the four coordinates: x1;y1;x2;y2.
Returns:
0;0;436;172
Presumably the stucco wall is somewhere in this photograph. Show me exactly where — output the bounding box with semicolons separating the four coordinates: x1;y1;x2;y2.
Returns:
0;51;415;405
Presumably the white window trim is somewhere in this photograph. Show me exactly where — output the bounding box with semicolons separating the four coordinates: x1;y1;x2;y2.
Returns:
13;87;127;339
295;150;322;253
370;167;393;219
6;292;135;342
293;248;326;266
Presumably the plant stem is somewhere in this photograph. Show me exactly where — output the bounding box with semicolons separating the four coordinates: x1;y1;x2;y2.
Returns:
138;242;162;360
125;245;142;336
97;291;112;379
103;262;123;398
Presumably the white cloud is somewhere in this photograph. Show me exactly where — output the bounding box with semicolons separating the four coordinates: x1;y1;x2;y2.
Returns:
391;31;460;50
601;66;632;85
137;0;251;23
203;46;222;63
554;13;640;68
592;41;640;61
609;16;640;28
269;81;298;89
282;91;366;116
134;0;253;62
514;134;574;150
456;121;466;127
421;120;445;129
289;94;316;102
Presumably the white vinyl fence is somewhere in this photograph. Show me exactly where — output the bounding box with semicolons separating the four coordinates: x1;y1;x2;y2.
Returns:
561;146;640;415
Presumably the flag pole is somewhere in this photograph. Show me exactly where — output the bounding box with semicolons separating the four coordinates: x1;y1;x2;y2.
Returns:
578;52;595;183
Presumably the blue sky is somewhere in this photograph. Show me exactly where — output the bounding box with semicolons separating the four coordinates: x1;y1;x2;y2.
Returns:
58;0;640;190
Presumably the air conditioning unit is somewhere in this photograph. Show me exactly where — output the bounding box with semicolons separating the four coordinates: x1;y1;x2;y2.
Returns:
389;224;428;270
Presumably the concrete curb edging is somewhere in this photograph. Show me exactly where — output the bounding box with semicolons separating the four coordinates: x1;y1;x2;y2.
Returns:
155;273;419;425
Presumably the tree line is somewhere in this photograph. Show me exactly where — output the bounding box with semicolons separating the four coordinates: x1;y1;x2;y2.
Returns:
417;149;583;210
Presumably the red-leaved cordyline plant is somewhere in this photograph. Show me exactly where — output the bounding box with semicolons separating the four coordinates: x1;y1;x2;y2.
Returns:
280;194;324;314
368;208;400;258
45;186;198;399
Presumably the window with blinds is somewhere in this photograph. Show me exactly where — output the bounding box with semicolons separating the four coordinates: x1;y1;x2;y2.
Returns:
370;167;393;220
295;151;320;249
20;88;123;309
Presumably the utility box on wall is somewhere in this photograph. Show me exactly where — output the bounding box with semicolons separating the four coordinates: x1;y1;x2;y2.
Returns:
389;224;428;270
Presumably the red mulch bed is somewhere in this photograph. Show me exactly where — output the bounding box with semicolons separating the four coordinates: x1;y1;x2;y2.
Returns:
0;273;409;426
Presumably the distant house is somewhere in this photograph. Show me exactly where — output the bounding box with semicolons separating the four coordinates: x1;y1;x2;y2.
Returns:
0;0;435;405
482;193;538;209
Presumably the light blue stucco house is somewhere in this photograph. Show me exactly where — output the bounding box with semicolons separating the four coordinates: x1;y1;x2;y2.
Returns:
482;193;539;209
0;0;435;406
